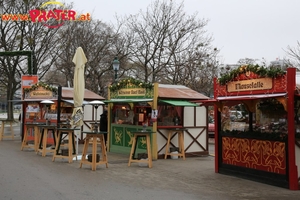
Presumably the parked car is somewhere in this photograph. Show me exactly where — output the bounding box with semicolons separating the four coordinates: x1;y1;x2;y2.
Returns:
208;123;215;138
208;110;245;138
230;110;244;121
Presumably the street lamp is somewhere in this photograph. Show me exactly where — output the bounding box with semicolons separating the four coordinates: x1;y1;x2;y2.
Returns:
112;57;120;82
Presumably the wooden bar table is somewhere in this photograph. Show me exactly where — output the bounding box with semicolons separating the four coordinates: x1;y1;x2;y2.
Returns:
128;130;154;168
37;124;57;157
88;122;101;144
0;120;15;141
164;128;187;160
80;131;108;171
52;127;79;163
21;122;45;151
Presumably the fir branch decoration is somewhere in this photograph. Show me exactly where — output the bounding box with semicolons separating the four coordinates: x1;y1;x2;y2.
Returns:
109;77;153;92
257;98;285;113
218;64;286;85
24;82;58;94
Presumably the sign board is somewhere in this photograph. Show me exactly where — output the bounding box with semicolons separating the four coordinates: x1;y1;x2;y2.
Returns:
26;87;54;99
118;88;146;96
227;78;273;92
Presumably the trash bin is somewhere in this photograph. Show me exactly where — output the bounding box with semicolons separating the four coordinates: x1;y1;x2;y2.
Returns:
170;147;179;159
87;154;100;162
138;153;148;167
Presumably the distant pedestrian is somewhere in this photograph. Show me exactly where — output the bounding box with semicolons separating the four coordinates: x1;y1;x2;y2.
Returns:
100;110;108;146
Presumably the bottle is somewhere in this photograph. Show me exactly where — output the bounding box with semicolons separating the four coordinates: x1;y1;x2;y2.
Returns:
174;116;179;126
143;120;148;131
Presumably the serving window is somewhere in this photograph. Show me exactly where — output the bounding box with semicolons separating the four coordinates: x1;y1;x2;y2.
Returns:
220;99;288;134
157;105;183;126
255;98;287;134
111;103;152;126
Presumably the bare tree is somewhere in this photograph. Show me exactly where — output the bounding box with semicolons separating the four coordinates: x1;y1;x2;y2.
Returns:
52;19;125;98
118;0;219;95
0;0;68;119
237;58;259;65
182;47;220;96
285;41;300;69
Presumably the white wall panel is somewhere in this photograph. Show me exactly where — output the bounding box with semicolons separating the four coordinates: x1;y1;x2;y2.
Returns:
196;106;207;126
184;107;194;126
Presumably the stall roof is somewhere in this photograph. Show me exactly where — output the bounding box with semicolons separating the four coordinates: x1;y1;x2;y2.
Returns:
159;100;199;107
61;99;103;105
10;99;57;103
197;99;217;106
158;84;209;100
61;87;105;100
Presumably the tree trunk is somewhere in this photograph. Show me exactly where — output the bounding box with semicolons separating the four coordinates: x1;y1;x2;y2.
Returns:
6;82;14;121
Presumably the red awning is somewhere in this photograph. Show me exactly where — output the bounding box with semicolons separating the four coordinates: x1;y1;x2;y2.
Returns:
197;93;287;107
217;93;286;101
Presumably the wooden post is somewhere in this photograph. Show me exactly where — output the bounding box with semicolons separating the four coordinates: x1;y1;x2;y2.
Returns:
213;77;219;173
287;67;299;190
152;82;158;160
107;87;111;151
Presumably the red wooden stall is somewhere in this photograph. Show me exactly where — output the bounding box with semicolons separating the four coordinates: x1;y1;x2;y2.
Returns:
213;66;299;190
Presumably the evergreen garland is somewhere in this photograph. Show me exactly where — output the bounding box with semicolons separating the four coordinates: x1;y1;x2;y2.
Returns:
24;82;58;94
218;64;286;85
257;98;285;113
109;77;153;92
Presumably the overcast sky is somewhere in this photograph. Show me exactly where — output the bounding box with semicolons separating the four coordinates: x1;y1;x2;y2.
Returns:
65;0;300;65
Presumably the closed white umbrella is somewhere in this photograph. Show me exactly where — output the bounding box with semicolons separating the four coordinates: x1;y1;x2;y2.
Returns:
70;47;87;157
70;47;87;127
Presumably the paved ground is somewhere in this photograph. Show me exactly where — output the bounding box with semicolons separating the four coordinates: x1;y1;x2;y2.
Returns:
1;125;300;199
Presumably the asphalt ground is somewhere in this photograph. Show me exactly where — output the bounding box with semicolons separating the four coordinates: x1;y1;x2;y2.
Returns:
0;124;300;200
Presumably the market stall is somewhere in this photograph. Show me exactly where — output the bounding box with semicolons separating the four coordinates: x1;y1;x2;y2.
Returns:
213;66;300;190
22;82;105;144
106;78;210;159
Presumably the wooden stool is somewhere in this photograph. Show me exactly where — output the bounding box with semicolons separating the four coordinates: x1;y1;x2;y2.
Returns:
128;131;154;168
0;120;15;141
21;123;40;151
80;131;108;171
164;128;186;160
52;128;79;163
37;124;57;157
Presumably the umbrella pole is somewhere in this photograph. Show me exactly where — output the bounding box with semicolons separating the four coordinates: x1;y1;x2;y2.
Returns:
76;131;79;155
94;105;99;131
